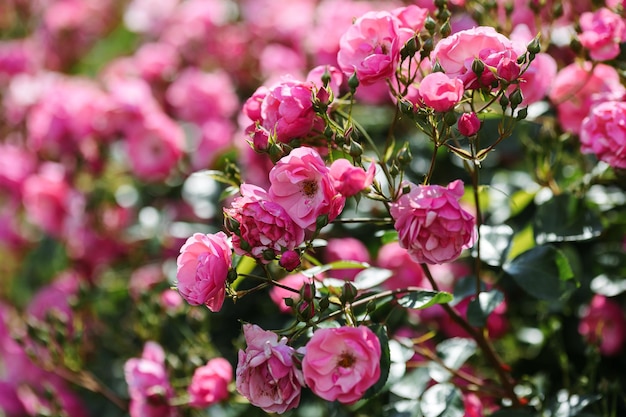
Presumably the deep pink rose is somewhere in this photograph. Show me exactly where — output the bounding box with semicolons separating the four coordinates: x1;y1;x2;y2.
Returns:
124;341;176;417
176;232;232;311
549;62;625;134
269;147;345;230
376;241;426;290
580;100;626;169
224;183;305;262
279;250;302;272
579;8;626;61
579;295;626;356
329;159;376;197
458;112;481;136
188;358;232;408
390;180;476;264
417;72;465;112
235;324;304;414
432;26;521;89
337;11;402;85
302;326;381;404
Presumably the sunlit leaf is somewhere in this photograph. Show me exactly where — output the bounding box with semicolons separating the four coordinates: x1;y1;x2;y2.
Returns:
428;338;477;383
534;193;603;244
397;290;453;310
476;224;515;266
354;267;393;290
467;289;505;327
420;383;464;417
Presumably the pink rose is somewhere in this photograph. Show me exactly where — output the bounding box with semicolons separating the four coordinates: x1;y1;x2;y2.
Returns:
549;62;625;134
390;180;476;264
235;324;304;414
124;341;175;417
302;326;381;404
580;100;626;169
324;237;371;281
579;295;626;356
329;159;376;197
279;250;301;272
188;358;232;408
579;8;626;61
432;26;521;89
176;232;232;311
516;52;557;105
417;72;465;112
269;273;311;313
269;147;345;230
337;11;402;86
376;241;426;290
457;112;481;136
224;183;305;262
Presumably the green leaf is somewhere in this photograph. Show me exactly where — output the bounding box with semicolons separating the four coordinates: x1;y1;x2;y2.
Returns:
546;392;601;417
467;289;505;327
354;267;393;290
428;338;477;383
533;193;603;244
420;383;464;417
302;261;369;278
364;324;390;399
503;245;575;301
389;367;431;400
397;290;453;310
475;224;515;267
451;276;485;307
376;229;399;245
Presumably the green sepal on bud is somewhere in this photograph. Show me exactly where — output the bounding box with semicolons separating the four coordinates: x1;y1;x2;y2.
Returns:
318;296;330;312
440;21;451;37
348;72;360;93
509;88;524;109
424;17;436;35
399;99;414;115
444;111;457;126
349;140;363;158
516;107;528;121
400;36;419;60
262;249;276;261
472;58;485;76
499;94;510;109
321;68;331;87
396;143;413;168
340;281;359;304
300;282;316;302
224;216;241;236
227;269;238;283
421;38;434;59
526;36;541;55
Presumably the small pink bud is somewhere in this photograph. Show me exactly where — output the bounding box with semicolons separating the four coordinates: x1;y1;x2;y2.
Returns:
279;250;301;271
458;112;481;137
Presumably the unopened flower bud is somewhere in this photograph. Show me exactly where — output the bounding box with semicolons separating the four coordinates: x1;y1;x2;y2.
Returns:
444;111;457;126
349;140;363;158
421;38;434;58
340;282;359;304
527;37;541;55
348;72;360;92
509;88;524;108
279;250;301;271
472;59;485;76
440;21;451;37
457;112;481;137
397;143;412;167
424;17;436;34
300;282;316;302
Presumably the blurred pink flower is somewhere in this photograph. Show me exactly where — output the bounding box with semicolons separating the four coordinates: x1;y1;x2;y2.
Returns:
176;232;232;311
133;42;180;84
26;270;81;335
337;11;402;86
189;118;235;172
579;8;626;61
329;159;376;198
188;358;232;408
302;326;381;404
269;273;311;313
224;183;305;262
390;180;476;264
324;237;370;281
235;324;304;414
376;241;426;290
0;142;37;197
268;147;345;230
417;72;465;112
579;295;626;356
129;264;164;300
580;100;626;169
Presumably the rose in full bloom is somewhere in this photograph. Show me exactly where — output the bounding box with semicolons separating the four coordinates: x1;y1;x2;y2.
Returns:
124;341;176;417
337;11;402;85
390;180;476;264
329;159;376;198
579;295;626;356
269;147;345;230
188;358;232;408
417;72;465;112
176;232;232;312
457;112;480;136
224;184;305;262
580;100;626;169
302;326;381;404
578;8;626;62
235;324;305;414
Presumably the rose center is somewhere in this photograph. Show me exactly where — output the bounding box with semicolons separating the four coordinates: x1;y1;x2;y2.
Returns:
337;351;356;368
300;180;318;197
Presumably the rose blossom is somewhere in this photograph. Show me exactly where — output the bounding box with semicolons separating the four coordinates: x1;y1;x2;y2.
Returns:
188;358;232;408
417;72;465;112
337;11;402;86
578;8;626;62
269;147;345;230
390;180;476;264
579;295;626;356
236;324;304;413
580;100;626;169
302;326;381;404
269;273;311;313
176;232;232;311
329;159;376;197
458;112;480;136
224;183;305;262
324;237;371;281
376;241;426;290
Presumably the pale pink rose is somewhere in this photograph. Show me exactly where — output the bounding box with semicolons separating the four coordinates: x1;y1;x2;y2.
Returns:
124;341;176;417
188;358;232;408
302;326;381;404
176;232;232;311
329;159;376;197
260;79;325;144
376;241;426;290
268;147;345;230
324;237;371;281
129;264;164;300
306;65;344;98
189;118;235;171
432;26;521;89
133;42;180;84
123;0;180;34
549;62;625;134
125;112;185;182
390;180;476;264
458;112;480;136
417;72;464;112
235;324;304;414
269;273;311;313
160;289;184;313
392;5;428;34
259;44;307;80
239;0;316;43
337;11;402;85
579;8;626;61
580;100;626;169
224;183;305;262
579;295;626;356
